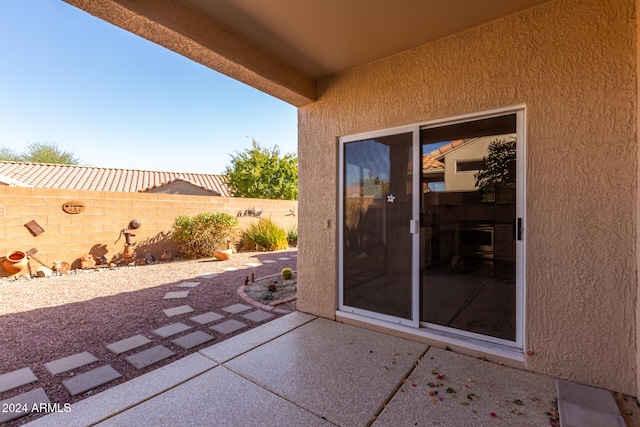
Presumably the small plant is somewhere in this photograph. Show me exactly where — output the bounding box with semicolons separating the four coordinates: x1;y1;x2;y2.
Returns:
281;268;293;280
268;283;277;292
286;225;298;243
242;218;288;251
172;212;238;259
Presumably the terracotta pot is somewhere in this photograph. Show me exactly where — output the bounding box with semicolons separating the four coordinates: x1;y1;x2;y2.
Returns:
1;251;28;274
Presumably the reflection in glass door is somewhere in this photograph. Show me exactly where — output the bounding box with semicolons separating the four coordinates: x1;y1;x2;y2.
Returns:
341;132;415;322
420;114;518;342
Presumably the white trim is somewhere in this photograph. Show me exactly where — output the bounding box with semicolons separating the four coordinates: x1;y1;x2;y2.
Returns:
515;108;527;350
411;127;421;326
337;310;525;362
419;104;527;129
338;136;345;311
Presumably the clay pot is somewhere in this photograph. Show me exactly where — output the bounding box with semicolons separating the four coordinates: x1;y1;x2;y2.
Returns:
1;251;28;274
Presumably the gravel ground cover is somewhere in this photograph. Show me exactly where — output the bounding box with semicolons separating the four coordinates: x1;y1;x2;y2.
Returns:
0;249;298;426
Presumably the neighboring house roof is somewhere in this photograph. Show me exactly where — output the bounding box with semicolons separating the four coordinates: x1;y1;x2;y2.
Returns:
0;161;231;197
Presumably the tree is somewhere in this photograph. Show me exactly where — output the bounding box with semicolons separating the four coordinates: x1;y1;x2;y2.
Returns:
0;147;21;162
0;142;80;164
225;140;298;200
474;139;516;190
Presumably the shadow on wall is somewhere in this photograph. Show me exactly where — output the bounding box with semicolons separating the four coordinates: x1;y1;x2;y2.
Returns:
67;232;174;270
132;231;173;263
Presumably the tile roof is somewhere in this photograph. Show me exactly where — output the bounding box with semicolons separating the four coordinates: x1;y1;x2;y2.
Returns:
0;161;231;197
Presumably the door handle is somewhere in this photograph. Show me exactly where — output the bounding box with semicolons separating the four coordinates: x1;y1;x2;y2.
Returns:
517;218;523;241
410;220;419;234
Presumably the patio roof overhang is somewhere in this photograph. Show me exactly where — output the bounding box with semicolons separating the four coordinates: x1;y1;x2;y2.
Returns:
63;0;552;107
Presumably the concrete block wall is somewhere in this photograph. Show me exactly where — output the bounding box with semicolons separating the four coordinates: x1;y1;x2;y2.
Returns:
0;186;297;275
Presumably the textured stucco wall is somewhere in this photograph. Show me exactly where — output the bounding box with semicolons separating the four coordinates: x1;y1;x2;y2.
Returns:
298;0;638;394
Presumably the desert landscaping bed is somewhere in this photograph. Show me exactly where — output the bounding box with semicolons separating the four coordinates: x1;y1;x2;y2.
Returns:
0;249;297;426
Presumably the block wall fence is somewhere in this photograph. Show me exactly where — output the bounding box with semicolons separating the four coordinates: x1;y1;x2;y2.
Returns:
0;186;297;276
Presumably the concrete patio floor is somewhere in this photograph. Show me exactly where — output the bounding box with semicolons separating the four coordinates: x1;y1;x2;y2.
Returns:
21;311;565;427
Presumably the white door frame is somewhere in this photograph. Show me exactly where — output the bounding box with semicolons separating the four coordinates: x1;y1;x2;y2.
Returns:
338;105;526;351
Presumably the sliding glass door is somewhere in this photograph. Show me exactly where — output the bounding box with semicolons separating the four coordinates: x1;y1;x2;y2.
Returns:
339;108;525;347
419;114;521;344
339;129;419;326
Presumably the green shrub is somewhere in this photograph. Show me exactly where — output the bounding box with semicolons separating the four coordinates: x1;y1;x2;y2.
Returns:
242;218;288;252
172;212;238;259
286;225;298;242
281;268;293;280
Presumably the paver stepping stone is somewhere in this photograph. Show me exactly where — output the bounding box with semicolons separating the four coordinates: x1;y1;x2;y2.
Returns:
198;273;218;279
210;319;248;335
221;303;252;314
0;387;50;423
278;257;291;260
152;322;192;338
190;312;225;325
45;351;98;375
163;291;190;299
177;281;201;288
62;365;122;396
125;345;175;369
171;331;215;350
245;262;261;267
106;335;152;355
262;260;276;264
557;379;626;427
222;267;239;271
163;305;194;317
0;367;38;394
242;310;275;323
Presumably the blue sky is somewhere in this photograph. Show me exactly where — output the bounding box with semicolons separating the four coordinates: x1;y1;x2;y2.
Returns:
0;0;298;174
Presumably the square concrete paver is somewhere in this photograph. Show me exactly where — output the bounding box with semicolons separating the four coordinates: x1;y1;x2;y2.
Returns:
224;317;428;427
244;262;261;267
557;379;626;427
242;310;275;323
373;347;557;427
152;322;192;338
163;305;194;317
177;281;201;288
222;267;238;271
210;320;248;335
198;273;218;279
26;354;218;427
558;400;625;427
0;367;38;394
262;260;276;264
172;331;215;350
221;303;251;314
190;312;225;325
44;351;98;375
62;365;122;396
95;368;333;427
106;335;152;355
163;291;190;299
0;387;50;423
277;257;291;260
557;379;620;415
125;346;175;369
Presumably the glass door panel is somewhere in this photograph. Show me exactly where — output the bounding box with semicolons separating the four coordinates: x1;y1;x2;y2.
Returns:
342;132;414;320
420;114;518;342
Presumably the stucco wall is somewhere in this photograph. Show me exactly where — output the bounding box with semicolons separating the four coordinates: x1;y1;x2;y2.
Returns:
298;0;637;395
0;186;297;273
